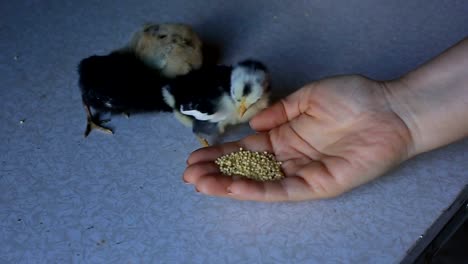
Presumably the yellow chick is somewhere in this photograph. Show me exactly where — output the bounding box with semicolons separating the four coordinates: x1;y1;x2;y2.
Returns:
127;23;203;78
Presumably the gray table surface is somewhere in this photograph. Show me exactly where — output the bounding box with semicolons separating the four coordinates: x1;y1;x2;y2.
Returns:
1;0;467;263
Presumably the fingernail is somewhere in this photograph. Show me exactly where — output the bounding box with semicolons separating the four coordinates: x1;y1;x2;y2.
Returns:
183;178;190;184
226;186;233;195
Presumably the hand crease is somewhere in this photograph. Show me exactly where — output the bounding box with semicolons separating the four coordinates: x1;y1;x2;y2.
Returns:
286;121;323;160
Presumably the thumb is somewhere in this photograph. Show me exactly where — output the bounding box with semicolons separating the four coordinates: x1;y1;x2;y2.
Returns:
250;88;307;131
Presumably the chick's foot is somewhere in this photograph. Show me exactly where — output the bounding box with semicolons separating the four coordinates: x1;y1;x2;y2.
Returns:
83;104;113;137
84;118;113;137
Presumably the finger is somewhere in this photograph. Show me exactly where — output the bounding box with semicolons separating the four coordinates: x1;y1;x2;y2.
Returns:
187;133;274;165
185;160;326;201
226;176;321;202
186;160;338;201
194;173;234;197
183;162;220;184
187;142;241;165
191;173;324;201
249;87;308;131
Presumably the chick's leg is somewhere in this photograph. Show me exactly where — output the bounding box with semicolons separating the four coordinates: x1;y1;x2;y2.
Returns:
83;103;113;137
173;111;209;146
173;111;194;127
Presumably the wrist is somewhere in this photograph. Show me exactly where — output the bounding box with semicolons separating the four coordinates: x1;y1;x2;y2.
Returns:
382;38;468;158
381;78;421;159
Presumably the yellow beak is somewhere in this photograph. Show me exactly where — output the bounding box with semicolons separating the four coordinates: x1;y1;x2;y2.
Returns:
238;98;247;118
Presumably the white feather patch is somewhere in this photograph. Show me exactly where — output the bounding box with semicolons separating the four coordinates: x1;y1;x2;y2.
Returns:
180;108;228;122
180;94;233;122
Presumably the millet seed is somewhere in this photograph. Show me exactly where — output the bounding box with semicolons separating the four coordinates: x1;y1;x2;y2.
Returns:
215;148;284;181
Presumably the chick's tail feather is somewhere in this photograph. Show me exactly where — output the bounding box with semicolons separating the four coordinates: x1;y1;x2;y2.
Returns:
78;51;172;113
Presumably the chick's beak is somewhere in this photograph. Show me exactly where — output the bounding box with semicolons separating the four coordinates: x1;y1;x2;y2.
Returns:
238;98;247;118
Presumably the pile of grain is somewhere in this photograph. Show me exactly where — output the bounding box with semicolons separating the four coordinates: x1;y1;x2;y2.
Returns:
215;148;284;181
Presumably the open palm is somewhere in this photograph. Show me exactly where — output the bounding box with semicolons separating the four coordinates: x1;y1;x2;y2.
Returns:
183;75;413;201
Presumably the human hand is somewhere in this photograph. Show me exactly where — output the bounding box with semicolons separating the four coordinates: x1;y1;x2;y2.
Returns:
183;75;413;201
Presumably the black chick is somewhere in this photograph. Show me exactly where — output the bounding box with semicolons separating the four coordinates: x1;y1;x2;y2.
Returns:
78;51;171;137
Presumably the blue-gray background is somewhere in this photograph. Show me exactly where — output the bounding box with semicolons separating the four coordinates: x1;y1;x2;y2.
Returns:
1;0;467;263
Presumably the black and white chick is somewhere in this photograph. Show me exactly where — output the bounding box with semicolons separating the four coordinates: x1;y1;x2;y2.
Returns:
162;59;270;146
